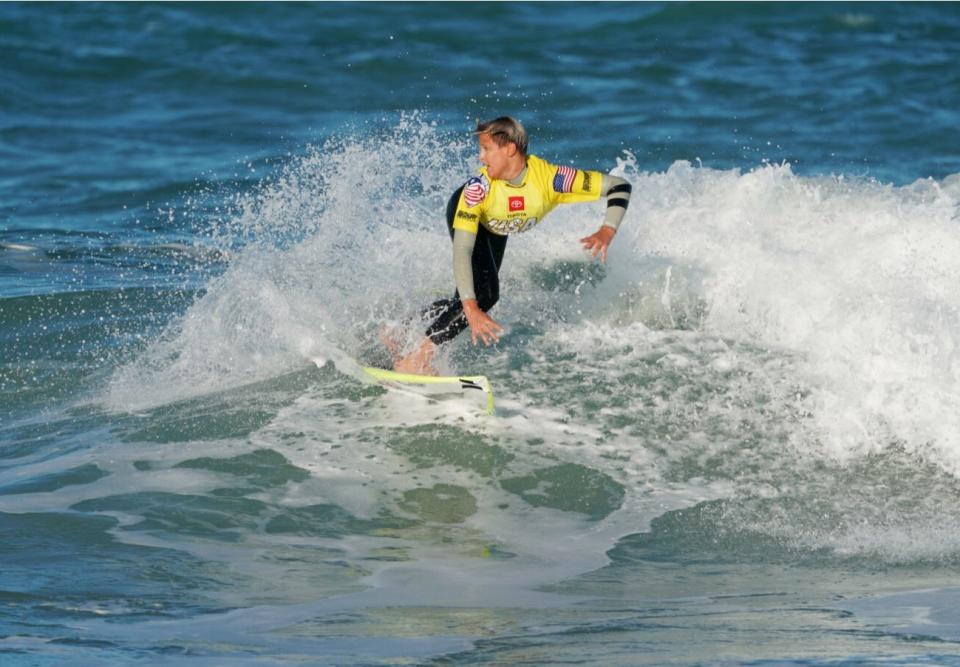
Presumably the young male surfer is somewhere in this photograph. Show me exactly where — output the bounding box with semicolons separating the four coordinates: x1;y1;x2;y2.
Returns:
393;116;632;374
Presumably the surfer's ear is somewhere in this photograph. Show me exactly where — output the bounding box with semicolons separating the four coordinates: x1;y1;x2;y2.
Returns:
504;141;518;157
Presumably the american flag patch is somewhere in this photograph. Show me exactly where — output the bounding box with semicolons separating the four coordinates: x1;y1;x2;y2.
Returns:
463;175;489;207
553;165;577;193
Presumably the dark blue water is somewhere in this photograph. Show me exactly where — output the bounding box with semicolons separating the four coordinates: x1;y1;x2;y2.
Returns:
3;3;960;665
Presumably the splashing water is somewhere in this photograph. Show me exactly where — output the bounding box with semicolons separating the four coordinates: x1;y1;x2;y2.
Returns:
103;122;960;561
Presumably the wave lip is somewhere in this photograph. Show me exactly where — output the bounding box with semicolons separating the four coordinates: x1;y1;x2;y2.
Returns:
613;159;960;471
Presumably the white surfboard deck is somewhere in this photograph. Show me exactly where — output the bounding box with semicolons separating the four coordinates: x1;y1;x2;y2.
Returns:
311;357;495;414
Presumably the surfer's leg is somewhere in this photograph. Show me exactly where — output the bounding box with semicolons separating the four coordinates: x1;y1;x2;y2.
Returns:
394;335;438;374
423;297;466;344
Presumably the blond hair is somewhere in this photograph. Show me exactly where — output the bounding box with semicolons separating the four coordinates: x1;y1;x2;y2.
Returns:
474;116;528;156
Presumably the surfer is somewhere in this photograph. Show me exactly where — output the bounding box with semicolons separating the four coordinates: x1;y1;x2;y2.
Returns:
392;116;632;374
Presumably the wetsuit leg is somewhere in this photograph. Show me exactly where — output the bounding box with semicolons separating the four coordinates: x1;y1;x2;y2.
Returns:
423;187;507;345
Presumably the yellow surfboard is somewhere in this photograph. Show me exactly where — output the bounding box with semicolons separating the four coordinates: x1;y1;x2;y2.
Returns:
361;367;495;415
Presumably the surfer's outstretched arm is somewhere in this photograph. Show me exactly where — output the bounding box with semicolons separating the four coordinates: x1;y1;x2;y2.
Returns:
580;174;632;262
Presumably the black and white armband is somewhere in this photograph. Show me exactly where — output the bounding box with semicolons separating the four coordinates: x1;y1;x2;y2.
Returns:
601;174;632;231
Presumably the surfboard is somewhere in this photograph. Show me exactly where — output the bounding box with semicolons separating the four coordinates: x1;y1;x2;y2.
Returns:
362;367;495;415
311;356;495;414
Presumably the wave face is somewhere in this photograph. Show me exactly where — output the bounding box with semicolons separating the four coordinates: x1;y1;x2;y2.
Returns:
110;122;960;472
80;124;960;661
93;121;960;576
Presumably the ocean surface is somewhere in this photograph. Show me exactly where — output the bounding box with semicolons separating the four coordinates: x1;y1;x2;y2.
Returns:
3;2;960;665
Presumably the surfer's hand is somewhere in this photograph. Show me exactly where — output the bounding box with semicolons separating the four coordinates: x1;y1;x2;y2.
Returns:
580;226;616;262
462;299;503;346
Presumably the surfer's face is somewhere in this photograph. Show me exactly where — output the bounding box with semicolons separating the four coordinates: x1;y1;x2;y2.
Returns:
478;132;518;180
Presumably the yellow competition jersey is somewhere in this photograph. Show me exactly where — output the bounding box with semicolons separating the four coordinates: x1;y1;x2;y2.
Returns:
451;155;603;236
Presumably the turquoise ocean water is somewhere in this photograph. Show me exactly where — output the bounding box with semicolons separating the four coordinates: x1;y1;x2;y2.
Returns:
3;2;960;664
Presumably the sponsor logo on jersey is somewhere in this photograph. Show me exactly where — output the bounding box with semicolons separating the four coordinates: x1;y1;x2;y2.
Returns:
486;216;540;235
456;210;478;221
509;196;525;211
463;175;489;207
553;165;577;193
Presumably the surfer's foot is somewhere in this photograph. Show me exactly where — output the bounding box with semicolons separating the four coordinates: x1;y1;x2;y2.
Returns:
394;337;438;376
